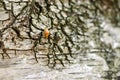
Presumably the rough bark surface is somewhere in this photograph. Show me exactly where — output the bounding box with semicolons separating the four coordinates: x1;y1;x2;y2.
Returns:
0;0;120;80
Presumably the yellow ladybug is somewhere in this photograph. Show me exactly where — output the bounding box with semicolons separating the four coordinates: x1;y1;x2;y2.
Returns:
43;27;50;39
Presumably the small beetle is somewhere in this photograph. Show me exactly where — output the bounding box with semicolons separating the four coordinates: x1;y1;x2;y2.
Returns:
43;28;50;39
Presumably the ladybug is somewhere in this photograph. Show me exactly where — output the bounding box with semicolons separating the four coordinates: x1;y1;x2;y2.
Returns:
43;28;50;39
